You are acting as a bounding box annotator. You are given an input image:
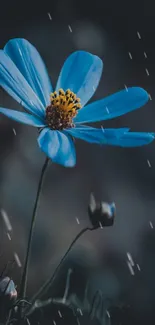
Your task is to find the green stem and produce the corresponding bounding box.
[19,157,49,309]
[25,226,94,315]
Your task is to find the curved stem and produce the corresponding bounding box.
[19,157,49,305]
[25,226,95,315]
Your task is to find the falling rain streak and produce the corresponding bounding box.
[127,252,135,275]
[101,125,105,133]
[79,309,83,316]
[76,217,80,224]
[137,31,141,39]
[99,222,103,229]
[147,160,151,167]
[145,68,150,76]
[1,209,12,231]
[14,252,22,267]
[7,232,11,240]
[127,260,135,275]
[149,221,154,229]
[137,264,141,271]
[58,310,62,318]
[149,94,152,100]
[124,84,128,92]
[144,52,147,58]
[127,252,134,266]
[128,52,132,59]
[106,311,110,318]
[77,308,83,316]
[12,128,16,135]
[106,107,109,114]
[68,25,72,32]
[47,12,52,20]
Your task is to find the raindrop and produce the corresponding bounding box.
[77,308,83,316]
[89,193,96,213]
[106,107,109,114]
[147,160,151,168]
[145,68,150,76]
[76,217,80,224]
[101,125,105,133]
[106,310,110,318]
[47,12,52,20]
[149,221,153,229]
[127,261,135,275]
[149,94,152,100]
[99,222,103,229]
[127,252,134,266]
[128,52,132,59]
[68,25,72,32]
[7,233,11,241]
[1,209,12,232]
[14,252,22,268]
[12,128,16,135]
[144,52,147,58]
[137,31,141,39]
[58,310,62,318]
[124,84,128,92]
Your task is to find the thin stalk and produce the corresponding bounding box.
[19,157,49,308]
[26,226,95,315]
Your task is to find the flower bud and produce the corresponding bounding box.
[0,277,17,322]
[88,193,116,229]
[0,276,17,300]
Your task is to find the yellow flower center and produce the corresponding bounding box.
[45,88,82,130]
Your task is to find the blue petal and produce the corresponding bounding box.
[112,131,155,147]
[65,126,154,147]
[37,128,76,167]
[4,38,53,107]
[65,126,130,144]
[0,107,46,127]
[74,87,149,124]
[55,51,103,107]
[0,50,45,118]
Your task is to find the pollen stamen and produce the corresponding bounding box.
[46,89,82,130]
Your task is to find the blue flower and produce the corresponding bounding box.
[0,38,154,167]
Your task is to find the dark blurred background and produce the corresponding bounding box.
[0,0,155,324]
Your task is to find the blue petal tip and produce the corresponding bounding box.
[134,87,149,103]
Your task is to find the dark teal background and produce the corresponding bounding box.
[0,1,155,324]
